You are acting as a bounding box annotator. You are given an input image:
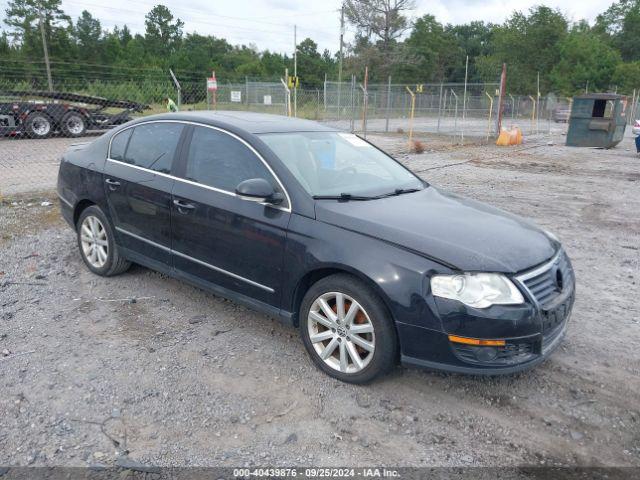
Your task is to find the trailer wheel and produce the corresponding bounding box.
[61,112,87,138]
[25,112,53,139]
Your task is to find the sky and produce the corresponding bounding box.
[1,0,613,54]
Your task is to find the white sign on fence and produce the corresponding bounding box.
[263,95,272,105]
[231,91,242,102]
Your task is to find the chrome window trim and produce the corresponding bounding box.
[107,119,292,212]
[115,227,274,293]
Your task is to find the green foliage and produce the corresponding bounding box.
[549,30,621,95]
[1,1,639,95]
[612,61,640,92]
[476,6,568,93]
[399,15,459,82]
[144,4,184,57]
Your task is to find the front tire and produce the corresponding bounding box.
[300,274,397,384]
[76,205,131,276]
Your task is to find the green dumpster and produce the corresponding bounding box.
[566,94,628,148]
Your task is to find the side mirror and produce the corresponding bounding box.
[235,178,283,205]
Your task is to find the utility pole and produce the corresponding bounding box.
[293,24,297,117]
[39,10,53,92]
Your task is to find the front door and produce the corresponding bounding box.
[170,125,291,307]
[103,121,186,267]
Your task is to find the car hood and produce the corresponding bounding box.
[314,187,557,273]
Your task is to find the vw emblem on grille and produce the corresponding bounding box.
[554,267,564,291]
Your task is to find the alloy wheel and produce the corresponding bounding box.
[307,292,375,374]
[32,117,51,136]
[80,215,109,269]
[66,116,84,135]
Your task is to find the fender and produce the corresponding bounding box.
[282,213,451,333]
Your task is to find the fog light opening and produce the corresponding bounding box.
[474,346,498,362]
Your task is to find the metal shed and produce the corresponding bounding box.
[566,93,628,148]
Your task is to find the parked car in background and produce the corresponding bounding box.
[632,119,640,136]
[552,104,571,122]
[57,112,575,383]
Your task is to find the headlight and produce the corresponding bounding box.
[430,273,524,309]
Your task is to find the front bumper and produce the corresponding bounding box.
[399,251,575,375]
[400,310,570,375]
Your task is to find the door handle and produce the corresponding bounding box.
[173,199,195,212]
[105,178,121,190]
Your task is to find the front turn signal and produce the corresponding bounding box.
[448,335,505,347]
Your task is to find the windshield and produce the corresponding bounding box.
[258,132,424,198]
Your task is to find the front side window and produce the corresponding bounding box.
[258,132,424,197]
[121,122,184,173]
[185,126,277,193]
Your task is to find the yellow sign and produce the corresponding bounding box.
[288,76,300,88]
[416,84,424,93]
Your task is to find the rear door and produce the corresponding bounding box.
[170,124,291,307]
[103,121,186,267]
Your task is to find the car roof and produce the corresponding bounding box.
[135,111,339,134]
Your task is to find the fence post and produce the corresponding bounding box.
[405,86,416,144]
[528,95,536,134]
[350,75,356,133]
[450,89,459,144]
[316,89,320,120]
[169,69,181,109]
[496,63,506,134]
[245,76,249,109]
[385,76,391,133]
[462,55,469,144]
[360,66,369,138]
[323,75,327,113]
[485,91,494,142]
[437,82,444,133]
[280,78,291,116]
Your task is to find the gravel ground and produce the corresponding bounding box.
[0,130,639,468]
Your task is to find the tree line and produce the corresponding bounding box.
[1,0,639,95]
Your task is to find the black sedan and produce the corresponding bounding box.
[57,112,575,383]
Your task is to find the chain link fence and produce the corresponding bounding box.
[1,72,623,196]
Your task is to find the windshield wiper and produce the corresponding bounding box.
[312,193,374,201]
[373,187,423,199]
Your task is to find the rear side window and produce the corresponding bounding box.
[109,128,132,161]
[122,122,184,173]
[185,126,275,192]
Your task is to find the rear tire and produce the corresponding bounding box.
[299,274,397,384]
[61,112,87,137]
[25,112,53,139]
[76,205,131,277]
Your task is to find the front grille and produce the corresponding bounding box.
[518,251,574,307]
